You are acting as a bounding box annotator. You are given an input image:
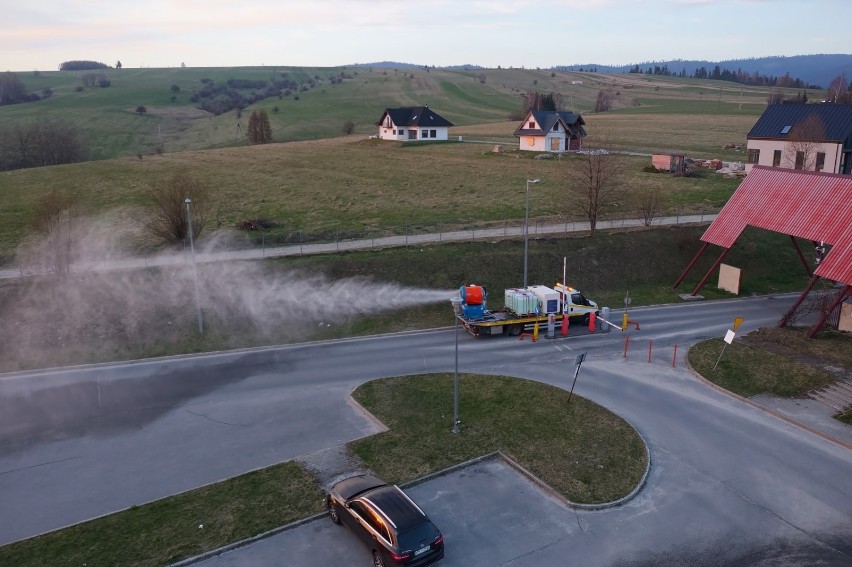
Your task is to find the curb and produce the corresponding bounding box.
[171,442,653,565]
[684,354,852,451]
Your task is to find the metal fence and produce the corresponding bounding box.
[0,209,719,280]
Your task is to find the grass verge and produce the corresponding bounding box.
[351,373,647,504]
[0,373,647,563]
[0,462,325,567]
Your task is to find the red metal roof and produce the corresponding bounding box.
[701,166,852,285]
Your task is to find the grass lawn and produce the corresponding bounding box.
[688,326,852,422]
[0,462,325,567]
[352,373,647,504]
[0,373,646,564]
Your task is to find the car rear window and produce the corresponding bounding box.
[396,521,438,550]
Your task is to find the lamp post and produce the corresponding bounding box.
[185,198,204,334]
[450,297,462,434]
[523,179,541,289]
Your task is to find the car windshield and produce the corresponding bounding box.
[396,521,437,550]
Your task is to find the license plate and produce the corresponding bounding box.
[414,545,430,556]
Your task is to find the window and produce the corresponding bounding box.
[552,123,559,131]
[747,149,760,164]
[392,129,396,135]
[795,151,804,170]
[773,150,781,167]
[430,129,436,138]
[398,129,404,136]
[816,152,825,172]
[422,130,427,138]
[528,121,535,129]
[780,125,792,135]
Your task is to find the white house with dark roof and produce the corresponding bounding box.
[376,106,453,141]
[514,109,586,152]
[745,103,852,174]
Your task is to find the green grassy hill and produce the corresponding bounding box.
[0,66,819,262]
[1,66,809,160]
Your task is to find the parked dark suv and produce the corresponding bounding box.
[326,473,444,567]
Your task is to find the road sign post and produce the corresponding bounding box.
[568,352,587,404]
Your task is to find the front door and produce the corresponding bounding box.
[550,137,560,151]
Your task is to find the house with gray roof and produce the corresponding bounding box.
[376,106,453,142]
[746,103,852,174]
[514,110,586,152]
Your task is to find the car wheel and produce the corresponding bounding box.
[327,498,341,525]
[372,551,386,567]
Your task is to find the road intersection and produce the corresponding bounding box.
[1,295,850,564]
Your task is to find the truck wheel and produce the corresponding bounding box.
[583,314,590,326]
[508,324,522,336]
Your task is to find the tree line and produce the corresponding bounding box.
[59,60,111,71]
[628,63,820,89]
[0,117,87,171]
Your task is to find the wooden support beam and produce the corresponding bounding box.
[690,247,731,296]
[808,285,851,338]
[779,275,820,328]
[673,242,709,289]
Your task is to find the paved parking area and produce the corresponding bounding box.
[196,456,579,567]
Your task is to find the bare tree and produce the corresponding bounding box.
[637,187,662,227]
[342,120,355,135]
[142,170,210,245]
[561,136,629,236]
[246,109,273,144]
[784,114,825,171]
[826,74,849,104]
[29,190,79,276]
[0,116,86,171]
[594,88,615,112]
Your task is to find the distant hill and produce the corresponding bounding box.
[553,54,852,89]
[357,55,851,89]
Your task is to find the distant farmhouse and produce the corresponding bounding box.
[746,103,852,175]
[376,106,453,141]
[514,110,586,152]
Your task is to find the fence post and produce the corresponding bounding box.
[648,339,653,363]
[623,334,630,358]
[299,230,303,255]
[672,344,678,367]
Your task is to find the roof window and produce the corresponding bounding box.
[780,125,792,134]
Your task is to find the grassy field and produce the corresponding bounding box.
[0,373,646,565]
[0,139,741,260]
[2,66,791,159]
[688,326,852,422]
[3,66,811,261]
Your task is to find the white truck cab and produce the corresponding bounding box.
[554,284,599,323]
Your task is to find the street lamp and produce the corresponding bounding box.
[185,198,204,334]
[523,179,541,289]
[450,297,462,434]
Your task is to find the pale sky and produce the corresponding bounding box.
[3,0,849,72]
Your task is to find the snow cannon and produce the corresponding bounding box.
[459,284,487,320]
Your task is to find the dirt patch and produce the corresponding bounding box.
[740,326,852,377]
[132,106,213,119]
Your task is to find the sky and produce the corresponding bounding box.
[3,0,849,72]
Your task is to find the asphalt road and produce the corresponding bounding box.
[1,295,850,565]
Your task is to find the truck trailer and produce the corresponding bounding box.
[453,283,600,337]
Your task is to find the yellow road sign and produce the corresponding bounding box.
[733,317,744,331]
